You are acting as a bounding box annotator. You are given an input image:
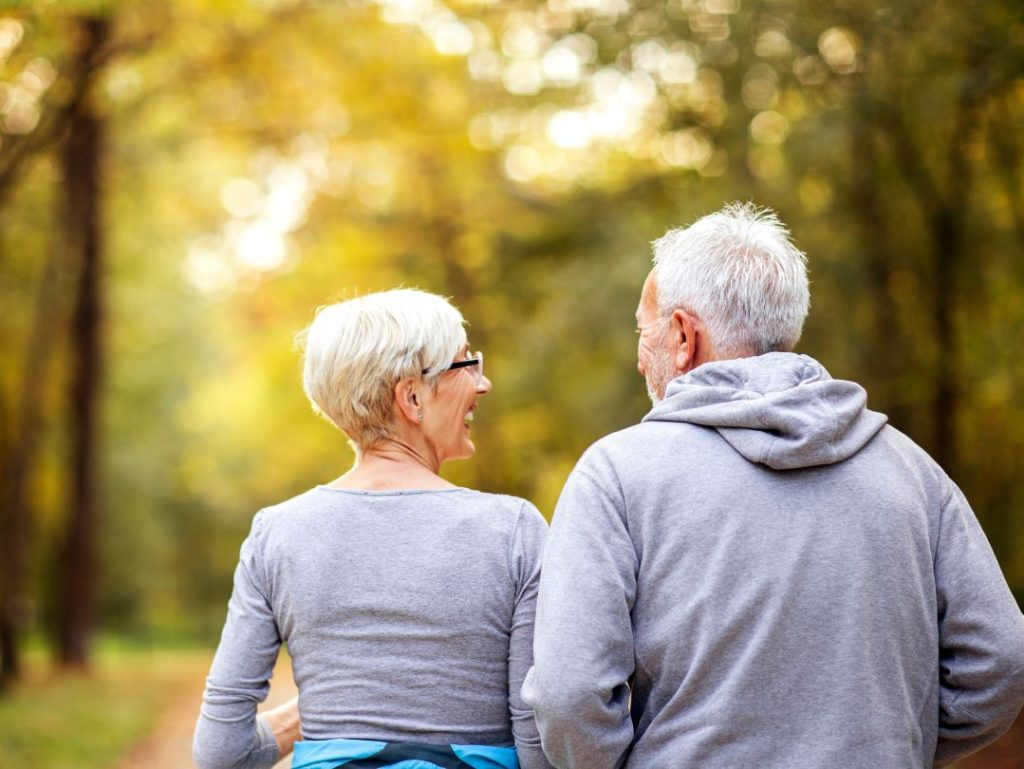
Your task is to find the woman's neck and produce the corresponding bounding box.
[326,442,456,491]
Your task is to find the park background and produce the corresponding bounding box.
[0,0,1022,766]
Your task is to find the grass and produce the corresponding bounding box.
[0,646,211,769]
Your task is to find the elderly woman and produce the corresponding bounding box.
[193,289,552,769]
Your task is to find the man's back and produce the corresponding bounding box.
[605,417,941,767]
[524,353,1024,769]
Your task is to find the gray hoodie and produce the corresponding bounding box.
[523,352,1024,769]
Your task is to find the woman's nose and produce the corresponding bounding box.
[476,374,492,394]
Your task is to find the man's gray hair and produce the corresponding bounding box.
[299,288,467,453]
[652,202,809,357]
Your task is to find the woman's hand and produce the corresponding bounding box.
[260,696,301,760]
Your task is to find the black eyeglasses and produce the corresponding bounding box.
[425,351,484,384]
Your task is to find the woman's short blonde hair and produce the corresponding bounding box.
[299,289,467,452]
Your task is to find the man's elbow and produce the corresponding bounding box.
[990,628,1024,716]
[524,668,627,732]
[535,688,595,730]
[525,668,591,722]
[940,631,1024,750]
[1004,633,1024,713]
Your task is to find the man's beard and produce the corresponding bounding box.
[645,350,675,405]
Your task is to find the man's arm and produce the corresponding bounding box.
[933,483,1024,767]
[522,467,637,769]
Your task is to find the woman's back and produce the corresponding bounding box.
[198,486,547,761]
[196,289,552,769]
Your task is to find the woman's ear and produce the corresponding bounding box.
[394,378,422,424]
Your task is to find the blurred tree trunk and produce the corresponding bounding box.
[0,17,111,687]
[990,100,1024,251]
[0,404,19,687]
[848,85,905,428]
[878,50,987,477]
[55,16,108,669]
[0,233,71,687]
[929,65,984,476]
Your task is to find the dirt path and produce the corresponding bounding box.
[114,653,297,769]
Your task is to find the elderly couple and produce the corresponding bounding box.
[194,204,1024,769]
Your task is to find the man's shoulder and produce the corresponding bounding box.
[581,418,718,461]
[578,421,650,463]
[867,423,951,487]
[573,419,713,486]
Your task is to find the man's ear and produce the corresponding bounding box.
[394,378,421,424]
[669,308,700,374]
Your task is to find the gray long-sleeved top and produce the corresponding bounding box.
[522,352,1024,769]
[194,486,553,769]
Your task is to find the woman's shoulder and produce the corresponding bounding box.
[242,487,334,539]
[257,486,324,517]
[455,489,547,527]
[454,486,528,508]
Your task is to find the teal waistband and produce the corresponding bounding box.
[291,738,519,769]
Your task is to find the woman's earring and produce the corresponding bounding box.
[418,412,424,423]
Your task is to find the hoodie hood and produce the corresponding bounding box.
[642,352,887,470]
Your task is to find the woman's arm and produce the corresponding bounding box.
[508,502,556,769]
[194,512,284,769]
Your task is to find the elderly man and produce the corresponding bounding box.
[522,203,1024,769]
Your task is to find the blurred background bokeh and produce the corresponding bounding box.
[1,0,1022,766]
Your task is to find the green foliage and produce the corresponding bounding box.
[1,0,1022,658]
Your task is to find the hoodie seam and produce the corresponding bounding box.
[944,687,984,722]
[575,467,631,534]
[933,479,957,566]
[751,404,775,466]
[820,388,848,465]
[932,479,958,593]
[575,467,626,510]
